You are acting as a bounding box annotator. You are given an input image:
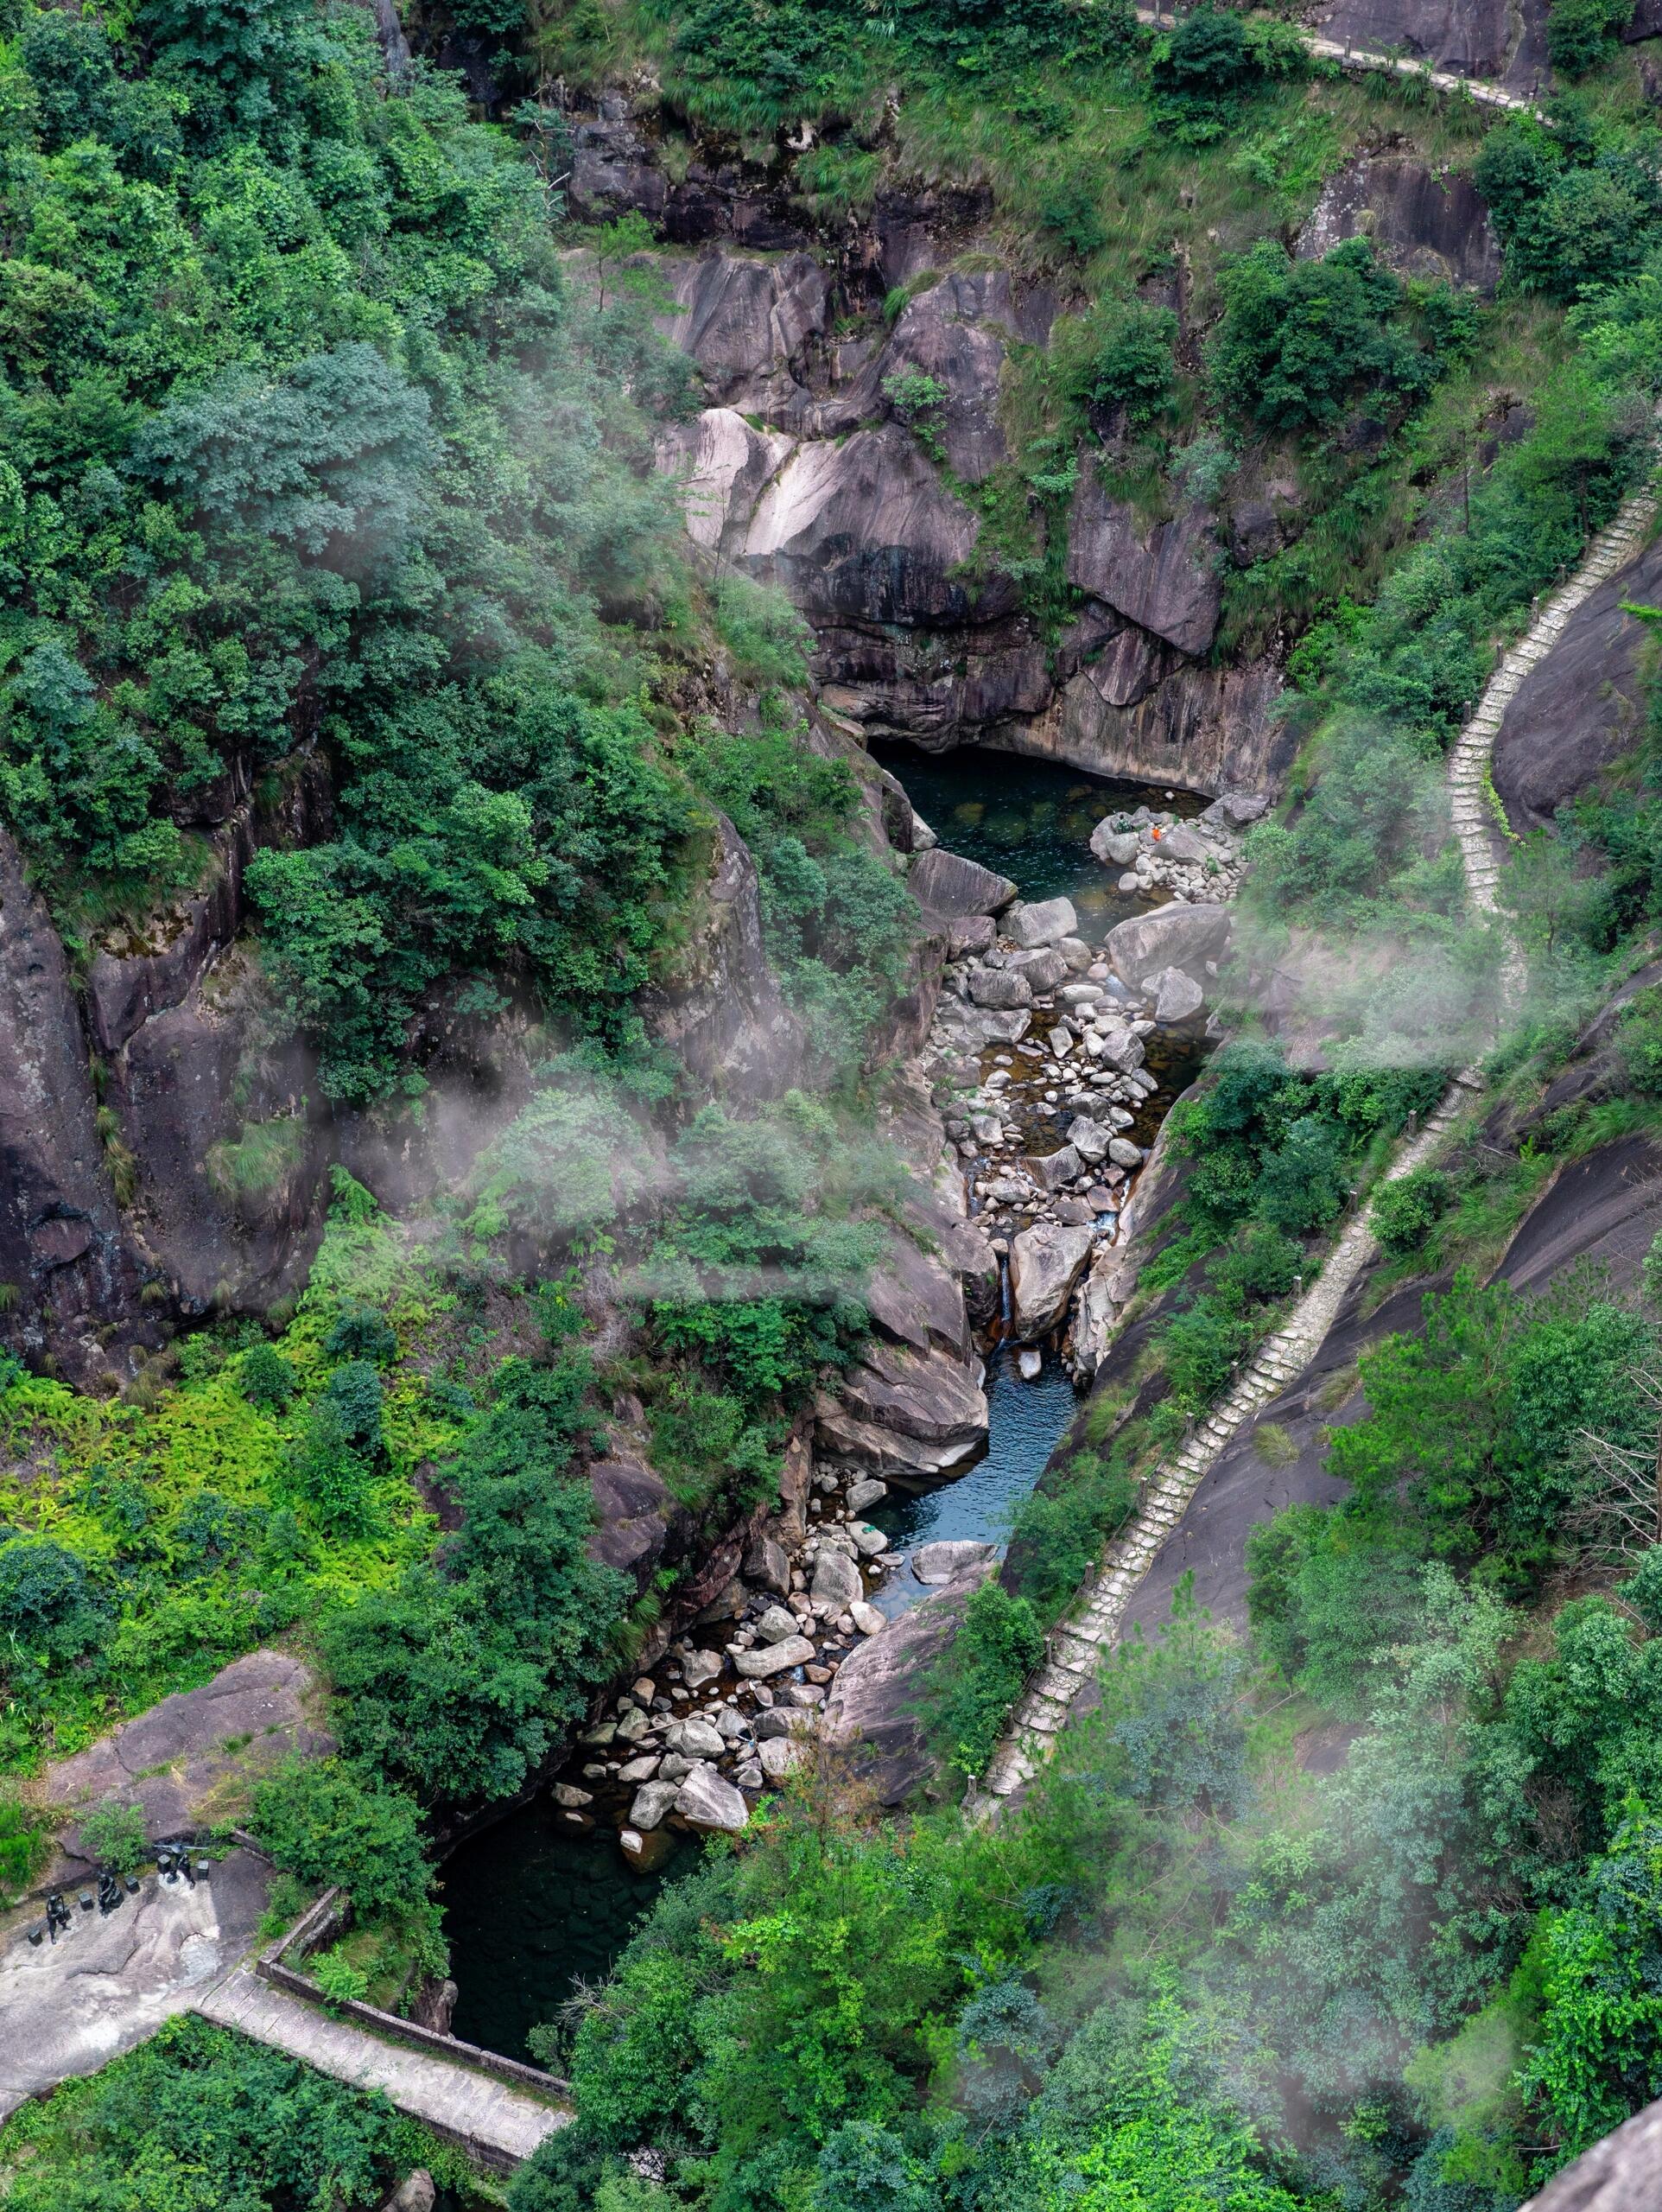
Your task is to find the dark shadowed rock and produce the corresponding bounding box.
[1312,0,1547,87]
[909,847,1018,915]
[821,1561,995,1801]
[0,828,153,1384]
[1491,536,1662,832]
[588,1452,689,1585]
[1066,461,1221,657]
[1297,156,1503,291]
[1022,655,1287,797]
[742,426,1010,628]
[641,812,806,1098]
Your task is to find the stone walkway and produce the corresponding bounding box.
[1133,4,1540,113]
[970,458,1662,1813]
[197,1967,568,2168]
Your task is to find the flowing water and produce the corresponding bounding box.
[441,741,1209,2051]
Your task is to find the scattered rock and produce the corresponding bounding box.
[759,1735,802,1779]
[847,1477,887,1512]
[1067,1116,1111,1164]
[1149,965,1204,1022]
[848,1522,888,1558]
[809,1548,864,1610]
[742,1535,790,1597]
[1091,824,1140,868]
[850,1599,886,1635]
[675,1715,726,1761]
[681,1649,723,1690]
[1031,1142,1082,1192]
[1018,1347,1043,1379]
[755,1603,801,1643]
[969,969,1032,1009]
[618,1754,660,1783]
[1107,1137,1143,1168]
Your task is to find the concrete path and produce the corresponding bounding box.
[970,452,1662,1813]
[0,1851,270,2120]
[197,1967,569,2166]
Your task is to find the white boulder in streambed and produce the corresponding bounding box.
[912,1538,997,1583]
[1104,901,1231,988]
[675,1763,750,1832]
[1010,1224,1095,1338]
[1005,896,1079,949]
[733,1634,816,1678]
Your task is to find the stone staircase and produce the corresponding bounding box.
[969,471,1662,1815]
[1132,5,1540,114]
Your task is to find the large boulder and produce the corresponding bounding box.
[1009,1224,1096,1338]
[908,846,1018,916]
[733,1634,816,1678]
[969,968,1032,1010]
[675,1764,751,1833]
[816,1340,989,1482]
[1104,901,1232,988]
[1006,896,1079,949]
[912,1538,997,1583]
[1066,461,1221,657]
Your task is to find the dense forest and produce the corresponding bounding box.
[8,0,1662,2202]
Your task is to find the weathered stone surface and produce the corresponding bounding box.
[1068,1117,1112,1164]
[1519,2088,1662,2210]
[947,913,996,957]
[587,1452,686,1586]
[880,270,1018,482]
[1311,0,1546,92]
[0,828,153,1385]
[673,1715,726,1760]
[1007,946,1068,991]
[850,1599,886,1635]
[744,426,1001,628]
[1150,965,1205,1022]
[1031,1143,1082,1192]
[0,1847,271,2115]
[676,1764,751,1832]
[1297,156,1503,291]
[810,1549,864,1610]
[848,1521,887,1557]
[629,1779,682,1832]
[821,1562,996,1802]
[1009,1224,1095,1337]
[969,968,1032,1009]
[816,1339,989,1481]
[733,1634,816,1678]
[909,846,1018,916]
[663,249,828,407]
[682,1649,723,1689]
[1108,1137,1143,1168]
[1097,1026,1146,1073]
[1027,655,1289,800]
[1005,896,1079,949]
[1493,534,1662,832]
[847,1477,888,1512]
[47,1650,328,1859]
[641,811,805,1099]
[755,1603,801,1643]
[1105,901,1232,988]
[1066,461,1220,656]
[758,1734,803,1779]
[742,1535,790,1596]
[658,406,796,556]
[386,2172,438,2212]
[913,1538,997,1582]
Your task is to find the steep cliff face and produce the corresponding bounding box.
[563,97,1513,802]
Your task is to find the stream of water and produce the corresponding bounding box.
[441,742,1208,2051]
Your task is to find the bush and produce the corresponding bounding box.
[323,1306,399,1367]
[0,1538,106,1667]
[920,1580,1047,1779]
[1373,1168,1452,1257]
[238,1342,296,1411]
[1546,0,1630,76]
[1078,297,1178,425]
[249,1758,434,1921]
[0,1787,53,1902]
[78,1797,149,1878]
[1208,239,1430,434]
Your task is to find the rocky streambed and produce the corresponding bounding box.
[442,754,1259,2042]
